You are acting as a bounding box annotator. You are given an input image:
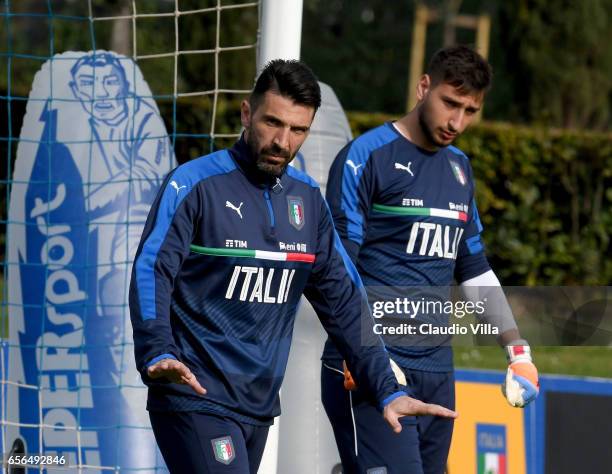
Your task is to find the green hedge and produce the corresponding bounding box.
[347,112,612,285]
[2,96,609,285]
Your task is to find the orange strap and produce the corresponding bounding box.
[342,360,357,391]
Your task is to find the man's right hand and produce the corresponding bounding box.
[383,395,457,433]
[147,358,207,396]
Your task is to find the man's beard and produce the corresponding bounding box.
[418,103,446,149]
[248,135,293,177]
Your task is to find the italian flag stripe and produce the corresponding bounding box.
[477,452,505,474]
[373,203,467,222]
[477,453,485,474]
[190,245,315,263]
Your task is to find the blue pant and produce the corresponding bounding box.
[321,361,455,474]
[150,411,269,473]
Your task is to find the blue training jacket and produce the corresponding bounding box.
[323,122,491,372]
[129,136,403,425]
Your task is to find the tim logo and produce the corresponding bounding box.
[476,424,507,474]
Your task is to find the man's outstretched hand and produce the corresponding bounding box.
[383,395,457,433]
[147,358,207,396]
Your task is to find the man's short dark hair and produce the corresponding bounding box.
[427,45,492,94]
[250,59,321,110]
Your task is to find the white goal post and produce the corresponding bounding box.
[258,2,353,473]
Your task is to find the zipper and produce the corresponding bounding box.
[263,188,275,234]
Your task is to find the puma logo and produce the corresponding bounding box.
[226,201,244,219]
[394,162,414,176]
[170,180,187,194]
[346,159,363,176]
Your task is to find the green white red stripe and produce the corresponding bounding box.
[190,244,315,263]
[373,203,467,222]
[478,452,506,474]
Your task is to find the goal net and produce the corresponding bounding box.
[1,1,259,471]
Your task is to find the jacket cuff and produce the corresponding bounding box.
[380,390,406,410]
[146,353,178,367]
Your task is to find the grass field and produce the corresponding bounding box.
[0,277,610,379]
[455,346,612,378]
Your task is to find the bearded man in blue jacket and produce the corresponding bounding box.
[129,59,456,474]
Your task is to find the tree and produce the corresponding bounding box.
[501,0,612,130]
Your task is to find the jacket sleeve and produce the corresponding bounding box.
[454,160,491,283]
[325,142,375,263]
[129,170,200,376]
[303,194,404,409]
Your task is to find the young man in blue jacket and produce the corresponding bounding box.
[322,46,539,474]
[129,59,456,474]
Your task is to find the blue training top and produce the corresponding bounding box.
[130,137,403,425]
[323,122,491,372]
